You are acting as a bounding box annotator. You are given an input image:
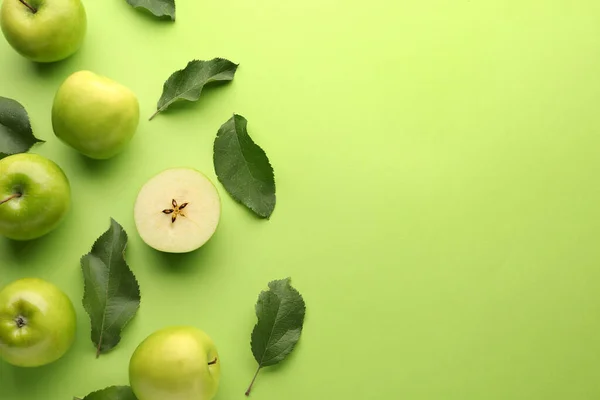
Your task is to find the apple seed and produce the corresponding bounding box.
[162,199,189,224]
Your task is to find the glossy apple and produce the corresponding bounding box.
[129,326,221,400]
[0,153,71,240]
[134,168,221,253]
[0,0,86,63]
[0,278,76,367]
[52,71,140,159]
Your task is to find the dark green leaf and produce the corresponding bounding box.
[149,58,238,120]
[81,219,141,357]
[214,114,276,218]
[77,386,137,400]
[0,96,44,159]
[125,0,175,21]
[246,278,306,395]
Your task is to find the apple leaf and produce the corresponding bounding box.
[213,114,276,219]
[246,278,306,396]
[81,219,141,358]
[125,0,175,21]
[0,96,44,159]
[75,385,137,400]
[149,58,238,120]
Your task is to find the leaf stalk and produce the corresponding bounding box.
[245,365,261,396]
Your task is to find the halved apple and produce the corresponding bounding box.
[134,168,221,253]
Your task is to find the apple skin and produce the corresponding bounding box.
[0,278,77,367]
[0,153,71,241]
[129,326,221,400]
[0,0,86,63]
[52,71,140,160]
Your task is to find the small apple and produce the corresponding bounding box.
[134,168,221,253]
[52,71,140,159]
[0,0,86,63]
[129,326,221,400]
[0,278,77,367]
[0,153,71,240]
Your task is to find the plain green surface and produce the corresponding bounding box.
[1,1,600,399]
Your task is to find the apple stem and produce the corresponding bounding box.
[208,357,217,365]
[0,193,21,206]
[245,365,261,396]
[18,0,37,13]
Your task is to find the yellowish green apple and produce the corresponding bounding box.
[134,168,221,253]
[0,0,86,62]
[129,326,221,400]
[0,153,71,240]
[52,71,140,159]
[0,278,77,367]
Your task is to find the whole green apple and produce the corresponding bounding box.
[129,326,221,400]
[0,153,71,240]
[0,278,77,367]
[0,0,86,63]
[52,71,140,160]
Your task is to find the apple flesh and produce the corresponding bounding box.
[52,71,140,160]
[0,153,71,240]
[0,278,77,367]
[129,326,221,400]
[0,0,86,63]
[134,168,221,253]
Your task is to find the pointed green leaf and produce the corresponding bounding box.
[81,219,141,357]
[149,58,238,120]
[125,0,175,21]
[78,386,137,400]
[0,96,44,159]
[246,278,306,395]
[214,114,276,218]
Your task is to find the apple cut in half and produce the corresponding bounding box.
[134,168,221,253]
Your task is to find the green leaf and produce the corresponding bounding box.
[213,114,276,219]
[149,58,238,120]
[76,386,137,400]
[125,0,175,21]
[246,278,306,396]
[0,96,44,159]
[81,219,141,357]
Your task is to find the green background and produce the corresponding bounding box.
[1,1,600,399]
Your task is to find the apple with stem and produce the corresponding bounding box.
[129,326,221,400]
[0,0,86,62]
[0,278,77,367]
[0,153,71,240]
[134,168,221,253]
[52,71,140,160]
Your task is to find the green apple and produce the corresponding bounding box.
[0,153,71,240]
[134,168,221,253]
[0,0,86,63]
[0,278,76,367]
[52,71,140,159]
[129,326,221,400]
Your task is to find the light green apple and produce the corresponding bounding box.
[0,153,71,240]
[52,71,140,160]
[134,168,222,253]
[0,0,86,63]
[0,278,77,367]
[129,326,221,400]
